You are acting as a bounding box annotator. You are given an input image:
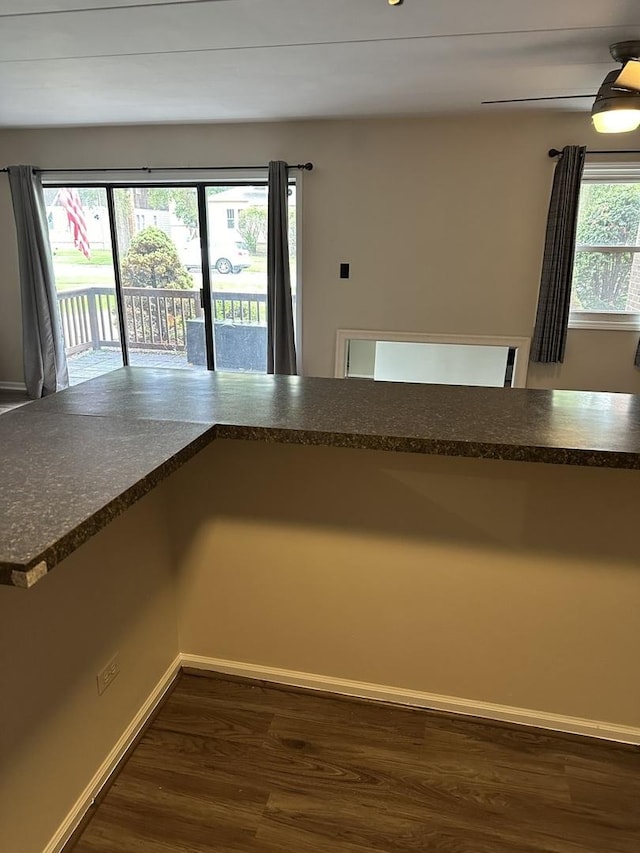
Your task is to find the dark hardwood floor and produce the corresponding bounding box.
[70,673,640,852]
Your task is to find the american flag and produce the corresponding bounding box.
[58,187,91,259]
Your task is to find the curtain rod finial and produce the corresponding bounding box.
[548,148,562,158]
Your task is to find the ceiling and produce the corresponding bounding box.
[1,0,640,127]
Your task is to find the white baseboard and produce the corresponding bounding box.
[181,654,640,746]
[0,381,26,391]
[44,655,181,853]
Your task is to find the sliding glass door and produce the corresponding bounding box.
[112,186,205,371]
[44,179,297,385]
[45,186,123,386]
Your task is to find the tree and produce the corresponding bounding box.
[288,208,296,253]
[77,188,103,209]
[147,188,198,236]
[572,183,640,310]
[120,227,193,290]
[238,206,267,254]
[114,188,135,255]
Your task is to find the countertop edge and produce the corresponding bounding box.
[1,424,218,588]
[214,425,640,470]
[5,416,640,589]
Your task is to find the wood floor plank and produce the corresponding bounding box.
[264,720,634,853]
[253,821,381,853]
[262,790,553,853]
[72,768,265,853]
[267,713,571,814]
[68,674,640,853]
[565,754,640,822]
[423,712,639,764]
[175,673,428,733]
[151,690,275,742]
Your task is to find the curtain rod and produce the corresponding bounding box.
[548,148,640,158]
[0,162,313,174]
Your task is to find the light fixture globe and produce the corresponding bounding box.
[592,109,640,133]
[591,70,640,133]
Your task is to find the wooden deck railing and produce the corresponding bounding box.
[57,287,120,355]
[57,286,268,354]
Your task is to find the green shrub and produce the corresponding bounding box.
[121,227,193,290]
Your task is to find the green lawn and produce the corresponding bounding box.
[248,255,266,273]
[52,250,279,275]
[52,251,295,292]
[53,248,113,266]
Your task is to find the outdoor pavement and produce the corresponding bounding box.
[67,349,204,386]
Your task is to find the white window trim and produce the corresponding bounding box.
[569,311,640,331]
[334,330,531,388]
[581,164,640,184]
[571,161,640,330]
[41,168,268,186]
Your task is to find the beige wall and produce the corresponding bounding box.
[2,434,640,850]
[172,440,640,729]
[1,113,639,391]
[0,487,178,853]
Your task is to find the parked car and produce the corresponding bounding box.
[180,238,251,275]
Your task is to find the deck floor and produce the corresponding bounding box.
[1,348,238,403]
[67,349,201,386]
[70,673,640,853]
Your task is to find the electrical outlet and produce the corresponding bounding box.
[97,654,120,695]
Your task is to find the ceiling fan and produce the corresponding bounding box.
[482,41,640,133]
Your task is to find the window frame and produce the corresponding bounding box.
[568,162,640,331]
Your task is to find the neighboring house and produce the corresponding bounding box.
[47,185,296,255]
[47,201,188,252]
[207,186,297,249]
[207,186,267,241]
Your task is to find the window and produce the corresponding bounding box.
[43,175,298,386]
[226,208,235,229]
[335,331,531,388]
[570,164,640,330]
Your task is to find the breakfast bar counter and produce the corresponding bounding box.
[2,367,640,587]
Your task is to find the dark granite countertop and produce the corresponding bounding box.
[0,406,215,588]
[3,368,640,587]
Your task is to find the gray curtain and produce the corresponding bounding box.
[530,146,586,363]
[267,160,297,374]
[8,165,68,396]
[635,339,640,368]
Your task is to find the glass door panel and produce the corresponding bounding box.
[45,186,122,386]
[206,184,266,372]
[204,183,296,373]
[112,186,206,370]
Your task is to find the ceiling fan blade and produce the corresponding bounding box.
[482,95,595,104]
[614,59,640,92]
